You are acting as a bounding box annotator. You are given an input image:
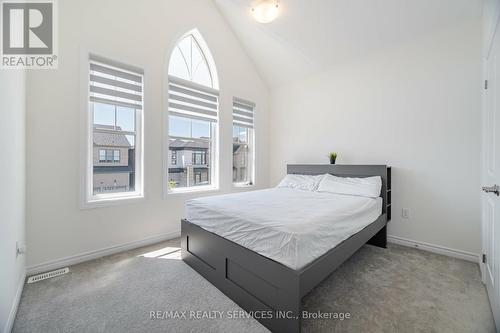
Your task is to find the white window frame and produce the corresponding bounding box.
[166,118,219,195]
[232,98,256,188]
[232,126,255,188]
[165,30,220,196]
[81,52,144,208]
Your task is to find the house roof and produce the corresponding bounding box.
[169,138,208,150]
[93,125,132,147]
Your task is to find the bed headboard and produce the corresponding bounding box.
[287,164,391,217]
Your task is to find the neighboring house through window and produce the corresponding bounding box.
[85,54,144,205]
[232,98,255,186]
[167,30,219,191]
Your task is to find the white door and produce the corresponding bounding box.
[482,15,500,328]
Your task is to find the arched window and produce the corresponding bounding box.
[168,34,215,88]
[167,30,219,191]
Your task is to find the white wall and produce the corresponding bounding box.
[0,71,26,332]
[483,0,500,56]
[269,18,482,254]
[26,0,270,268]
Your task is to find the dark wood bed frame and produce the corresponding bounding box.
[181,164,391,332]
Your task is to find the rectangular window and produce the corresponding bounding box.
[171,150,177,165]
[192,151,206,165]
[232,98,255,186]
[86,55,144,204]
[167,76,218,192]
[98,149,119,163]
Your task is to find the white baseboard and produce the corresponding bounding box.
[3,270,26,333]
[26,231,180,275]
[387,235,480,263]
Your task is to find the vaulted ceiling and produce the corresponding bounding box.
[213,0,483,88]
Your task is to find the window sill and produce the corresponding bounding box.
[232,183,255,191]
[167,186,220,197]
[82,192,145,209]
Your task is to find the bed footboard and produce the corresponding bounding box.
[181,219,302,333]
[181,215,387,333]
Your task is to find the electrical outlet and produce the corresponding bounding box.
[16,242,26,256]
[402,208,410,219]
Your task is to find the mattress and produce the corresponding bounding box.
[185,188,383,270]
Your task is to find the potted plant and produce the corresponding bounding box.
[328,152,337,165]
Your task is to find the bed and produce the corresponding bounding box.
[181,164,391,332]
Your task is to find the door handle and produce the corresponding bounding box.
[482,184,500,196]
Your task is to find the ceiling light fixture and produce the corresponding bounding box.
[251,0,279,24]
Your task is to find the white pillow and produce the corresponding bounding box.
[277,174,325,191]
[317,174,382,198]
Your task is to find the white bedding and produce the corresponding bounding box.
[185,188,382,270]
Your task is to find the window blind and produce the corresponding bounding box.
[233,97,255,129]
[89,55,143,110]
[168,76,219,123]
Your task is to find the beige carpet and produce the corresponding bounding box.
[13,239,495,333]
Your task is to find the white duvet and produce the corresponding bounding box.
[185,188,382,270]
